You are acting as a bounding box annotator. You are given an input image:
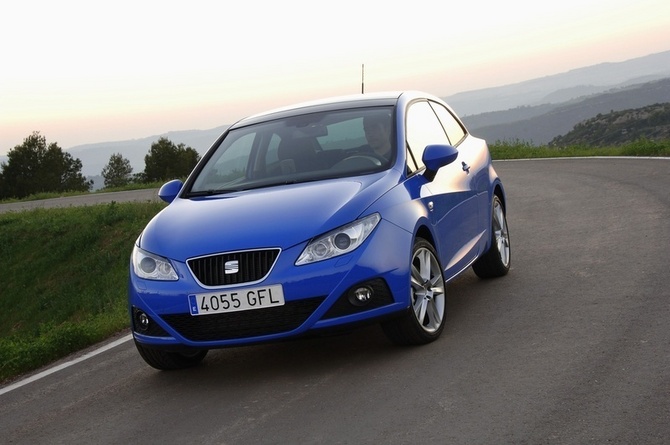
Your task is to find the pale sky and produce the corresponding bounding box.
[2,0,669,155]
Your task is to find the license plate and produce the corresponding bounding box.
[189,284,284,316]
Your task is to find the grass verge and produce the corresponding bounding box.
[489,138,670,159]
[0,201,165,383]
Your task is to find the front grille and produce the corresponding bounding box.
[162,297,324,341]
[188,249,280,287]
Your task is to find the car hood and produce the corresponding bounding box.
[140,172,398,261]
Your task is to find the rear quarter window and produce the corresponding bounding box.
[431,102,466,146]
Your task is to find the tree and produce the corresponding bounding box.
[0,132,92,199]
[101,153,133,189]
[141,137,200,183]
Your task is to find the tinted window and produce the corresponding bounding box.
[430,101,466,145]
[187,107,395,195]
[191,132,254,190]
[406,101,450,171]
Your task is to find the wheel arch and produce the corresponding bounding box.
[493,181,506,212]
[413,222,449,273]
[479,179,507,256]
[415,224,435,247]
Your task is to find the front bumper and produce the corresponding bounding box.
[129,219,412,349]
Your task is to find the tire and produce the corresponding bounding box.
[134,340,208,370]
[473,195,511,278]
[382,238,446,345]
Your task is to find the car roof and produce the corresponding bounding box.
[230,91,432,128]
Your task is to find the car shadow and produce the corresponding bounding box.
[142,269,507,390]
[145,324,394,386]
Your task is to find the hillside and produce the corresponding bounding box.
[550,103,670,146]
[464,77,670,144]
[445,50,670,116]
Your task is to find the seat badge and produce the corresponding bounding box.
[225,260,239,274]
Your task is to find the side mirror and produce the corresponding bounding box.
[158,179,183,203]
[422,144,459,182]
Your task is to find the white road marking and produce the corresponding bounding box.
[0,333,133,396]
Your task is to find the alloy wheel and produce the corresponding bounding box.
[410,246,446,333]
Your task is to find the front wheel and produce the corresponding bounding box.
[134,340,208,370]
[382,238,446,345]
[473,195,511,278]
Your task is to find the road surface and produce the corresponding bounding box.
[1,158,669,444]
[0,188,160,214]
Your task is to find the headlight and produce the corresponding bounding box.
[296,213,381,265]
[132,245,178,280]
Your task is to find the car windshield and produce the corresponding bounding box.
[186,107,395,196]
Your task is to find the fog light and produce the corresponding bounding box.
[139,313,150,329]
[134,309,150,332]
[349,286,373,306]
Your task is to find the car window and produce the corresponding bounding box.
[264,133,281,165]
[430,101,466,146]
[317,118,365,150]
[187,107,395,195]
[406,101,450,171]
[191,132,255,191]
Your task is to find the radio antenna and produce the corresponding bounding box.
[361,64,365,94]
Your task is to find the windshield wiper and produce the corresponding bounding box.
[183,189,237,198]
[185,179,308,198]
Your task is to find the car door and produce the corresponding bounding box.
[430,101,491,240]
[405,100,480,277]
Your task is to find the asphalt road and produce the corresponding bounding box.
[0,188,161,214]
[1,158,669,444]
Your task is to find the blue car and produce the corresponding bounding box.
[129,91,511,370]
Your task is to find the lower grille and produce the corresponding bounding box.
[162,297,325,341]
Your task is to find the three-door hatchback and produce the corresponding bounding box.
[129,91,511,369]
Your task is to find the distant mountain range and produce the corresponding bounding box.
[444,50,670,116]
[2,50,669,182]
[444,50,670,145]
[462,77,670,144]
